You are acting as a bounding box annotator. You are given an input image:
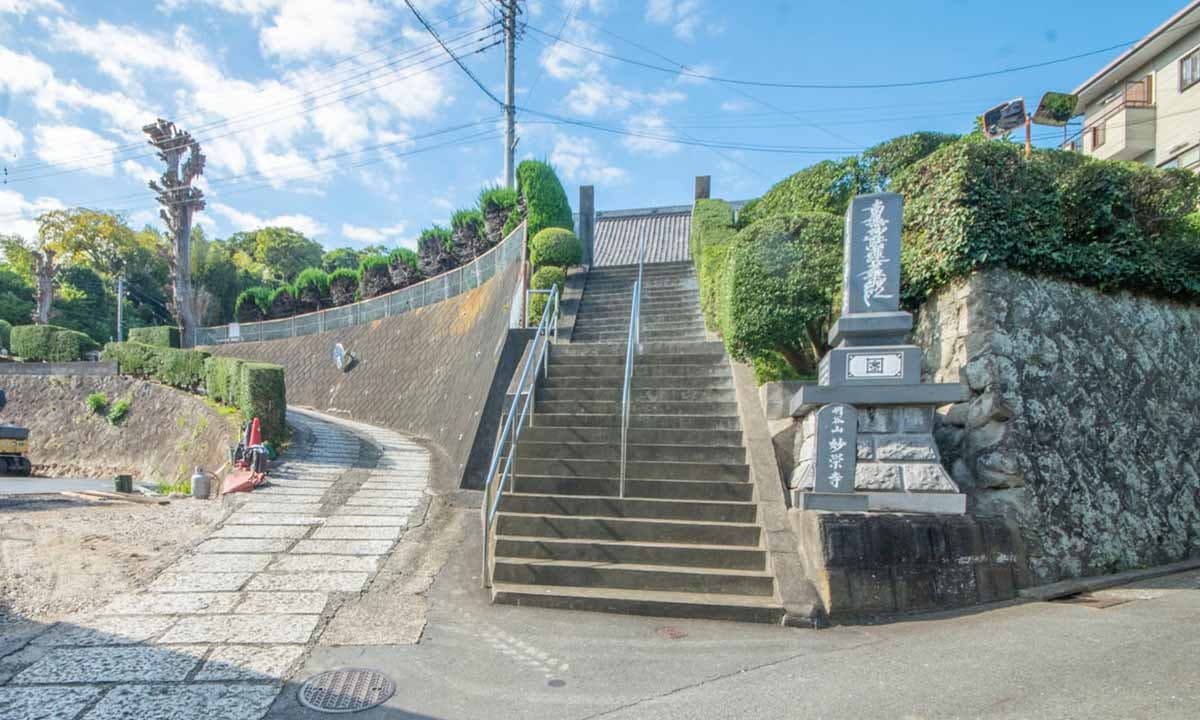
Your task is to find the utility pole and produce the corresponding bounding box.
[116,274,124,343]
[143,119,205,347]
[503,0,518,188]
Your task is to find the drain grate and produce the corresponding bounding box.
[299,668,396,714]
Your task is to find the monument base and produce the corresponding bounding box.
[790,405,965,515]
[796,492,869,512]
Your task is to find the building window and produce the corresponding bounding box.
[1091,122,1106,149]
[1181,48,1200,91]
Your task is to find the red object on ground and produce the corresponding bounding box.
[224,417,267,494]
[221,469,257,495]
[247,417,261,447]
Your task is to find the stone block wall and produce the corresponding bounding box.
[913,268,1200,584]
[206,264,520,491]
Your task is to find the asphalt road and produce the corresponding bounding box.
[277,508,1200,720]
[0,476,114,495]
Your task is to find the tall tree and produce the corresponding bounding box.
[251,227,323,282]
[144,119,206,345]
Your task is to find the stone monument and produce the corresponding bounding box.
[789,192,968,514]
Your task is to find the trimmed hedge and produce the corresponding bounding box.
[11,324,100,362]
[529,227,582,268]
[329,268,360,306]
[239,362,286,444]
[267,285,297,320]
[127,326,180,348]
[204,355,245,406]
[718,213,842,379]
[358,254,393,298]
[739,158,868,225]
[235,287,271,323]
[860,132,960,190]
[102,342,210,391]
[387,247,422,289]
[527,265,566,325]
[895,142,1200,305]
[0,319,11,352]
[515,159,573,238]
[294,267,330,311]
[690,199,738,331]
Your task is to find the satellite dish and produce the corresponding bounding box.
[982,98,1027,139]
[1032,91,1080,127]
[333,343,346,370]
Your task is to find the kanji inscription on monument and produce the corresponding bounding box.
[842,193,903,316]
[814,403,858,494]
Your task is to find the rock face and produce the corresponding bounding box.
[913,268,1200,584]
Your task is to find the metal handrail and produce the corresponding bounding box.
[618,234,648,496]
[481,283,559,587]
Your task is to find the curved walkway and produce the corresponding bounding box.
[0,408,429,720]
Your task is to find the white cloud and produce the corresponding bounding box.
[720,99,749,112]
[0,118,23,160]
[0,0,63,15]
[122,160,158,185]
[565,78,685,118]
[538,18,605,81]
[211,202,326,237]
[645,0,703,40]
[259,0,388,59]
[341,221,407,246]
[622,112,680,156]
[550,134,625,184]
[34,125,118,176]
[0,188,65,241]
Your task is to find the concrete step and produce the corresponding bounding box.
[537,387,736,403]
[490,583,783,624]
[497,493,757,523]
[582,291,698,304]
[494,512,761,546]
[534,399,739,416]
[542,375,732,391]
[533,413,742,431]
[548,363,729,379]
[494,536,768,570]
[577,298,700,312]
[573,318,705,334]
[512,440,746,464]
[519,425,743,446]
[491,558,775,597]
[553,341,725,357]
[572,332,709,345]
[573,306,702,322]
[548,350,725,366]
[508,457,750,482]
[510,475,754,502]
[583,279,697,291]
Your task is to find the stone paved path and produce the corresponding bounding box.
[0,408,430,720]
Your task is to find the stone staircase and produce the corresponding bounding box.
[489,261,784,623]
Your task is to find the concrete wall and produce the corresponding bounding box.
[0,361,116,376]
[205,263,520,492]
[913,268,1200,584]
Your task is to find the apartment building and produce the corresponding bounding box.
[1072,1,1200,169]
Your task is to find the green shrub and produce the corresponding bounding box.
[266,285,297,319]
[293,267,330,311]
[358,254,393,298]
[238,362,286,444]
[451,208,488,260]
[515,159,573,238]
[235,287,272,323]
[86,392,109,415]
[387,247,422,289]
[739,158,869,225]
[529,228,582,269]
[204,355,245,406]
[479,185,519,245]
[328,268,360,306]
[0,319,13,352]
[11,324,100,361]
[861,132,961,190]
[418,226,457,278]
[690,199,738,331]
[107,397,131,425]
[102,342,209,390]
[718,213,843,377]
[127,326,180,348]
[527,265,566,325]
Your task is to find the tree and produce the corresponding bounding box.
[321,247,360,273]
[251,227,323,282]
[144,119,206,346]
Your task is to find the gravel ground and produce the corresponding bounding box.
[0,494,228,623]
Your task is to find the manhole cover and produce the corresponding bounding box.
[298,668,395,714]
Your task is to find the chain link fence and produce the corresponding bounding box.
[195,224,525,346]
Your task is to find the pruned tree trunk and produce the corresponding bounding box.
[31,249,56,325]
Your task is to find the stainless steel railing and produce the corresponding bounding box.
[618,234,648,497]
[481,283,559,587]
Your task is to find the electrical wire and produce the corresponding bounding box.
[403,0,504,107]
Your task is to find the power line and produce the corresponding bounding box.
[6,30,502,182]
[524,0,580,104]
[524,24,1142,90]
[403,0,504,107]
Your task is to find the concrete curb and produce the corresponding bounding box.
[1019,558,1200,601]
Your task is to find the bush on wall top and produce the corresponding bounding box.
[0,319,12,352]
[128,326,180,348]
[527,265,566,325]
[529,227,582,269]
[739,158,869,226]
[515,160,573,238]
[235,287,272,323]
[11,324,99,362]
[690,199,738,331]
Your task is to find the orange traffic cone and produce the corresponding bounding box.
[247,417,261,448]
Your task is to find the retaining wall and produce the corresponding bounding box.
[913,268,1200,585]
[204,263,521,491]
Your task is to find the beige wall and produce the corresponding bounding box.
[1080,24,1200,167]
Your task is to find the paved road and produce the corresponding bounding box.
[286,508,1200,720]
[0,477,113,495]
[0,408,431,720]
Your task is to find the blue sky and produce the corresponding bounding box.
[0,0,1188,250]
